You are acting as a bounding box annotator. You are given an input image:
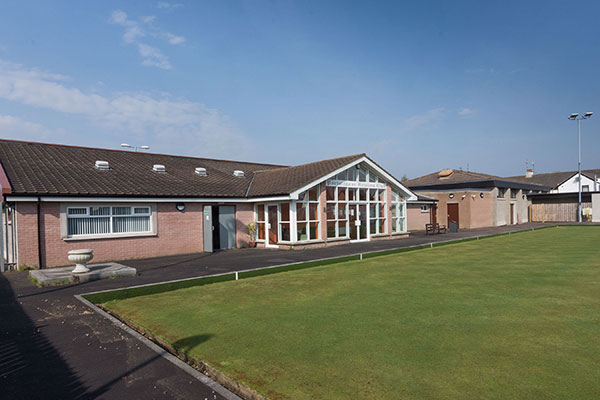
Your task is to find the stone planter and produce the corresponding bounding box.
[68,249,94,274]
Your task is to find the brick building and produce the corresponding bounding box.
[0,140,416,269]
[405,169,549,229]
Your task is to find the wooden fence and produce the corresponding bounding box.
[531,202,592,222]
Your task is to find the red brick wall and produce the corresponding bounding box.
[235,203,253,248]
[16,201,223,268]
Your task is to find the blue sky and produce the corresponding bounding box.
[0,1,598,179]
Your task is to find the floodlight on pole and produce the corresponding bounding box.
[568,111,593,222]
[120,143,150,152]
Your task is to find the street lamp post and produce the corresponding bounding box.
[120,143,150,152]
[568,112,593,222]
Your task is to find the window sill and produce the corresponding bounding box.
[63,232,157,241]
[324,236,350,242]
[282,239,325,245]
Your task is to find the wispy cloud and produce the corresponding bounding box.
[0,60,253,158]
[156,2,183,9]
[458,108,474,117]
[108,9,185,70]
[138,43,171,70]
[404,107,445,131]
[0,114,66,141]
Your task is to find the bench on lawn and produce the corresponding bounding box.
[426,223,447,234]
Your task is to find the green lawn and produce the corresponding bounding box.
[104,227,600,400]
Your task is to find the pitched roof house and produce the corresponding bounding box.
[506,169,600,193]
[0,139,415,269]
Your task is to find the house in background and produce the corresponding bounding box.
[405,169,549,229]
[506,168,600,222]
[0,140,416,270]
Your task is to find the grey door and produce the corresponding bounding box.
[218,206,236,249]
[203,206,213,252]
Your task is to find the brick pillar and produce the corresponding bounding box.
[320,182,327,241]
[16,202,40,269]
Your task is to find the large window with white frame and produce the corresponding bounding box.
[296,186,320,241]
[326,167,388,238]
[326,185,349,239]
[66,205,152,237]
[390,191,406,233]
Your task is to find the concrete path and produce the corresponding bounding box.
[0,223,554,399]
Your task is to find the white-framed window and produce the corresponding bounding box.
[66,205,153,237]
[420,205,429,213]
[326,185,349,239]
[391,191,406,233]
[296,186,320,241]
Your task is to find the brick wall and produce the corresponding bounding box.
[235,203,253,247]
[407,204,431,231]
[16,201,218,268]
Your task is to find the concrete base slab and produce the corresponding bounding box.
[29,262,136,286]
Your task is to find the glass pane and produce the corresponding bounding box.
[392,191,400,202]
[392,218,398,232]
[309,222,319,240]
[68,207,87,215]
[338,221,347,237]
[309,203,318,221]
[257,204,265,222]
[399,203,405,217]
[258,222,265,240]
[369,172,377,183]
[134,207,150,214]
[297,223,308,241]
[90,206,110,216]
[369,203,377,218]
[297,191,307,202]
[380,203,386,218]
[369,189,377,201]
[399,217,405,232]
[327,221,336,238]
[379,218,386,234]
[280,203,290,222]
[308,187,319,202]
[359,189,367,201]
[337,187,346,201]
[336,171,346,180]
[326,186,335,201]
[337,203,347,220]
[112,206,131,216]
[358,168,366,182]
[391,203,398,218]
[370,220,377,234]
[113,216,150,233]
[67,217,110,236]
[326,204,336,220]
[379,189,386,202]
[348,189,356,201]
[280,222,290,241]
[347,168,357,181]
[296,202,307,221]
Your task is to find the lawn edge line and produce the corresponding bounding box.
[74,294,246,400]
[81,224,560,303]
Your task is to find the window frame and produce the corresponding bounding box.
[61,203,157,240]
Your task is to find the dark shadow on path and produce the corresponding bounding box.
[0,274,97,399]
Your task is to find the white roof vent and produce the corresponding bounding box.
[195,167,207,176]
[153,164,166,173]
[95,160,110,170]
[233,170,245,178]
